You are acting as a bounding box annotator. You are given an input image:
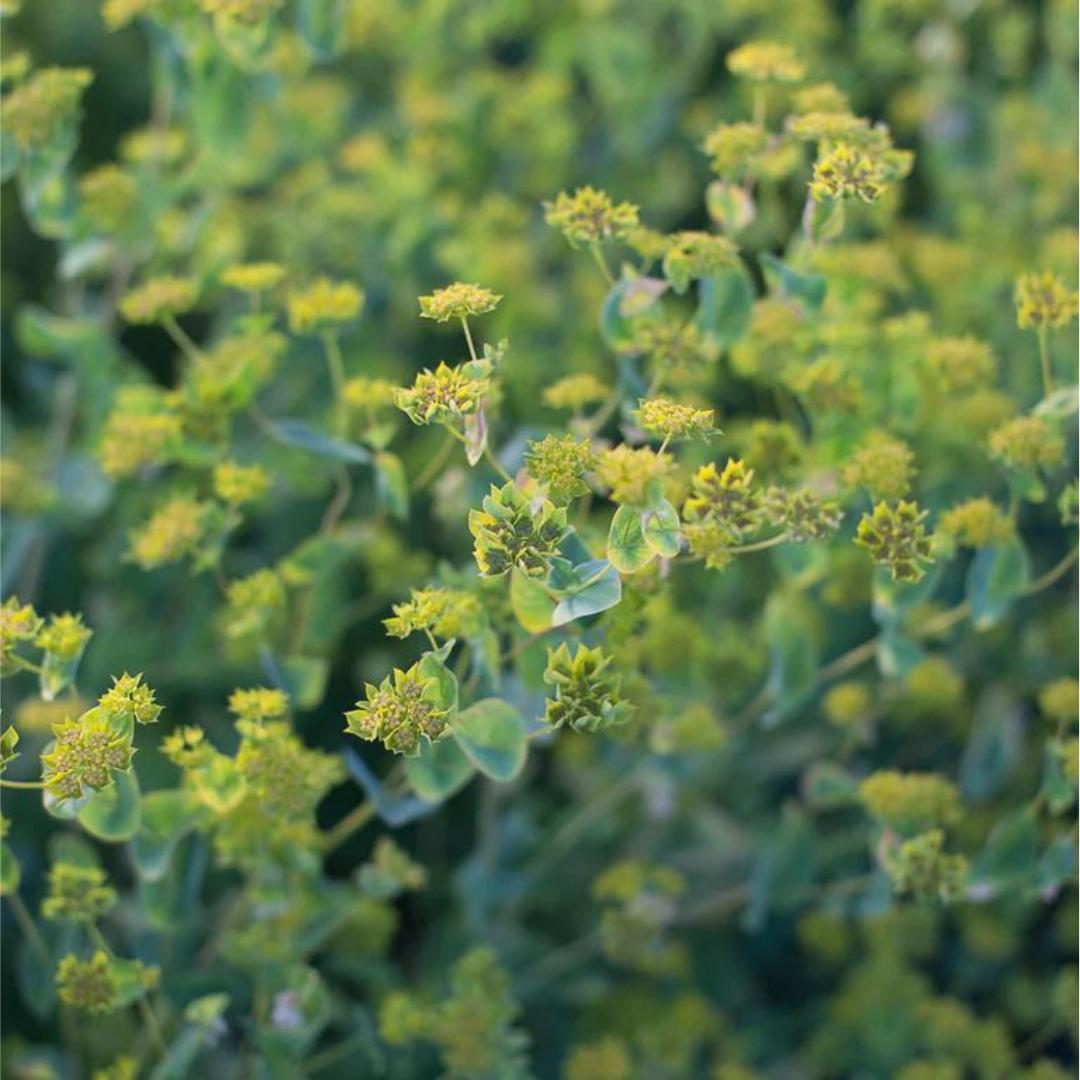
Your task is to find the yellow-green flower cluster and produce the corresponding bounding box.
[938,498,1013,548]
[926,336,995,393]
[593,859,686,976]
[395,362,489,426]
[543,186,639,247]
[221,568,285,640]
[469,482,567,577]
[726,40,805,82]
[823,681,872,732]
[200,0,284,26]
[702,122,769,176]
[543,373,609,412]
[128,496,208,570]
[636,397,715,442]
[683,459,761,541]
[787,111,869,145]
[595,445,672,507]
[786,357,862,414]
[1039,677,1078,725]
[213,462,269,505]
[383,587,482,641]
[858,770,961,834]
[634,319,718,371]
[346,665,449,756]
[35,612,93,662]
[886,829,968,903]
[56,952,120,1013]
[763,486,842,542]
[220,261,285,293]
[41,711,134,800]
[99,409,181,479]
[843,434,915,501]
[661,231,738,292]
[988,415,1065,471]
[2,66,93,150]
[419,282,502,322]
[43,863,117,922]
[855,501,934,582]
[344,376,398,411]
[0,597,43,671]
[227,686,288,722]
[1015,270,1079,330]
[287,277,364,333]
[810,143,886,203]
[543,643,633,733]
[119,276,199,324]
[524,433,596,504]
[98,672,162,726]
[79,164,137,234]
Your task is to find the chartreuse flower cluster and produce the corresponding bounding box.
[3,11,1079,1078]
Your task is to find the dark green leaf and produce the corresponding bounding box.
[966,536,1031,630]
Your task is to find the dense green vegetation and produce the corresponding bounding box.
[1,1,1077,1076]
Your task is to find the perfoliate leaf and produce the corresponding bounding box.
[452,698,528,782]
[607,504,654,574]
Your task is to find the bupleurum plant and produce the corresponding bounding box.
[1,3,1077,1078]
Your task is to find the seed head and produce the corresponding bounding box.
[855,500,934,582]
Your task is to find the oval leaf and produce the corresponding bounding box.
[78,770,141,843]
[452,699,528,782]
[641,499,681,558]
[404,736,474,803]
[510,568,555,632]
[552,561,622,627]
[607,504,654,574]
[966,536,1031,630]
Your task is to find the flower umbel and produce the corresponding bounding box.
[543,643,634,733]
[468,482,567,577]
[543,187,639,248]
[345,664,450,756]
[419,282,502,322]
[855,501,934,582]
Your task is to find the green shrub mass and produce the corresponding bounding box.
[2,0,1078,1076]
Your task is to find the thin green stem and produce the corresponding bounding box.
[0,778,46,790]
[726,532,789,555]
[460,316,479,362]
[321,331,348,438]
[483,444,513,483]
[161,315,202,366]
[6,890,51,965]
[411,431,457,492]
[320,800,376,855]
[1037,325,1054,398]
[1025,545,1078,595]
[589,241,614,285]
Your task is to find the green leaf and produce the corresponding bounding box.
[1034,384,1079,419]
[417,648,459,716]
[77,770,141,843]
[966,536,1031,630]
[971,804,1040,894]
[759,253,827,312]
[297,0,347,59]
[452,699,528,782]
[0,841,20,896]
[695,265,754,346]
[876,627,925,679]
[374,451,409,520]
[802,762,859,809]
[762,590,820,725]
[1034,834,1077,896]
[132,790,202,882]
[404,736,474,803]
[1040,738,1077,815]
[607,504,655,574]
[266,418,372,465]
[552,560,622,627]
[510,568,555,632]
[959,687,1022,803]
[641,499,682,558]
[282,655,330,710]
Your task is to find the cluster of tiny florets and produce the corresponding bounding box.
[469,482,567,577]
[543,186,639,247]
[346,665,449,756]
[286,277,364,333]
[1014,270,1079,330]
[524,434,596,504]
[855,501,934,582]
[543,644,634,733]
[635,397,715,442]
[98,672,163,726]
[419,282,502,322]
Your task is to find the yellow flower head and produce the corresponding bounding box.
[3,66,93,150]
[228,687,289,722]
[938,498,1013,548]
[220,261,286,293]
[810,143,886,203]
[1015,270,1079,330]
[543,186,639,248]
[543,373,609,412]
[419,282,502,323]
[119,277,199,325]
[213,462,270,505]
[635,397,715,442]
[726,40,805,83]
[287,277,365,333]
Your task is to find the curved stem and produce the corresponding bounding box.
[161,315,202,366]
[320,800,375,855]
[588,241,614,285]
[483,444,513,483]
[1037,325,1054,398]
